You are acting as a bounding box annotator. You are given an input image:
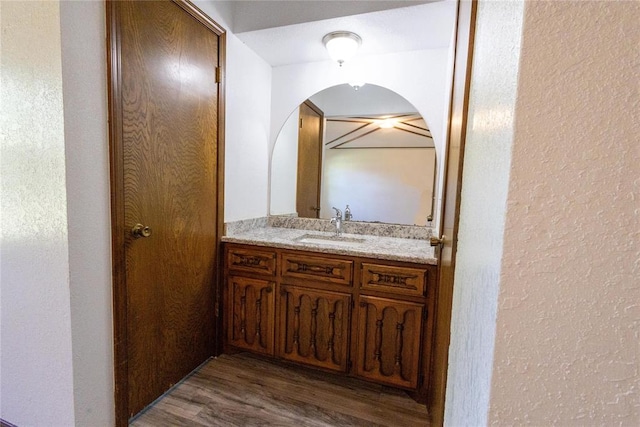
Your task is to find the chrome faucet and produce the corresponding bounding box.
[330,207,343,236]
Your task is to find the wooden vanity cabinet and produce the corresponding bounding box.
[223,242,437,398]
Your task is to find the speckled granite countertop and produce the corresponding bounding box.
[222,227,437,265]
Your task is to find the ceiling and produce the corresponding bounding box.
[216,0,437,33]
[222,0,455,67]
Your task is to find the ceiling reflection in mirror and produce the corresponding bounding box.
[270,84,436,226]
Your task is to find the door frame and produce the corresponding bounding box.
[429,0,478,425]
[105,1,226,425]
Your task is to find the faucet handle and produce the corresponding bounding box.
[332,207,342,219]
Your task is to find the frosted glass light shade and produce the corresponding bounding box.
[323,31,362,66]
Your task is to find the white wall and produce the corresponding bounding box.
[60,1,114,425]
[448,0,640,425]
[222,34,272,221]
[270,106,299,215]
[270,48,451,158]
[320,148,435,225]
[445,1,524,425]
[0,1,76,425]
[195,1,273,222]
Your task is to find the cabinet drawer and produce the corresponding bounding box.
[361,263,427,297]
[281,253,353,286]
[227,247,276,276]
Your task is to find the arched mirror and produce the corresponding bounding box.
[270,84,436,226]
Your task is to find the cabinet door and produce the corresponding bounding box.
[278,285,351,372]
[356,296,423,389]
[227,276,275,355]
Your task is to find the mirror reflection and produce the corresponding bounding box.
[270,84,436,226]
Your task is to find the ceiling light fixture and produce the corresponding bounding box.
[322,31,362,67]
[377,118,398,129]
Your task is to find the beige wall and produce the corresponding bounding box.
[489,1,639,424]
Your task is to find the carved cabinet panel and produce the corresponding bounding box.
[355,295,424,389]
[227,276,275,355]
[278,285,351,372]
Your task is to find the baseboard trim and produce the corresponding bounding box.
[1,418,18,427]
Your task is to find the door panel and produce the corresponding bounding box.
[109,0,222,420]
[296,101,324,218]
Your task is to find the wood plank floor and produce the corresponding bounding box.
[130,353,430,426]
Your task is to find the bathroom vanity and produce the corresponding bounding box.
[222,224,438,402]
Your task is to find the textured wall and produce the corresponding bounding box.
[445,1,524,425]
[59,1,114,425]
[490,1,640,424]
[0,1,76,425]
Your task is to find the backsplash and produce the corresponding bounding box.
[268,216,433,240]
[225,216,433,240]
[224,216,268,235]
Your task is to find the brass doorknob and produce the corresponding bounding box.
[131,223,152,238]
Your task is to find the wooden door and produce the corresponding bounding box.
[107,0,225,422]
[356,296,424,389]
[296,100,324,218]
[228,276,275,355]
[278,285,351,372]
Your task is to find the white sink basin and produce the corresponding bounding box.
[295,233,366,247]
